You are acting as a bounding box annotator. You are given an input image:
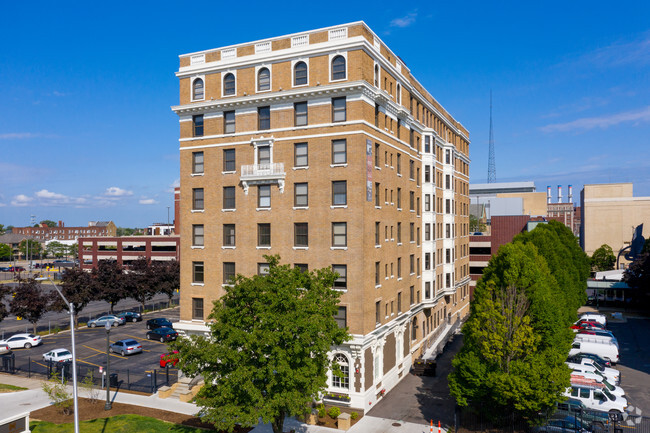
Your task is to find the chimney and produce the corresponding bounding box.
[547,186,552,204]
[568,185,573,204]
[58,220,63,227]
[557,185,563,203]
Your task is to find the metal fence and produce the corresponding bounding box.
[0,354,178,394]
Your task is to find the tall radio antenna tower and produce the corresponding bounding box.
[487,90,496,183]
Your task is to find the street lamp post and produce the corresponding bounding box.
[104,321,112,410]
[35,277,79,433]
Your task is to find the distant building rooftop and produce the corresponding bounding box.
[470,181,536,196]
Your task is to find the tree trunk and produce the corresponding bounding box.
[271,410,285,433]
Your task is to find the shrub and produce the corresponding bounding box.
[317,403,326,418]
[42,373,73,415]
[327,406,341,419]
[350,412,359,420]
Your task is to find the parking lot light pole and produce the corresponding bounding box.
[35,276,79,433]
[104,321,112,411]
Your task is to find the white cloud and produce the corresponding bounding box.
[579,33,650,68]
[52,91,67,97]
[139,198,158,205]
[390,11,417,28]
[0,133,44,140]
[541,106,650,133]
[11,194,33,206]
[104,187,133,197]
[35,189,67,200]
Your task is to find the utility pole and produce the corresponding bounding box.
[487,91,496,183]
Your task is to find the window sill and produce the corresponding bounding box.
[222,171,236,175]
[191,246,205,249]
[293,206,308,210]
[191,209,205,213]
[191,173,204,177]
[293,246,309,250]
[293,166,309,170]
[222,246,236,250]
[190,283,205,286]
[256,208,271,211]
[375,245,381,248]
[331,247,348,250]
[397,173,402,177]
[375,206,381,209]
[375,166,381,170]
[257,246,271,250]
[330,163,348,168]
[375,284,381,289]
[397,278,403,281]
[330,205,348,209]
[222,209,236,212]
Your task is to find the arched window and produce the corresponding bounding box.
[332,353,349,389]
[223,73,235,96]
[294,61,307,86]
[331,55,346,80]
[193,78,204,100]
[257,67,270,91]
[374,64,379,87]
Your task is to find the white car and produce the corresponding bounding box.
[0,333,43,349]
[579,313,607,326]
[564,383,627,413]
[571,372,625,398]
[43,348,73,363]
[566,361,620,385]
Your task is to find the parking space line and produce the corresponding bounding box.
[82,344,123,359]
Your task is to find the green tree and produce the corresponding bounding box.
[151,259,180,306]
[591,244,616,272]
[171,255,350,433]
[0,285,10,323]
[0,243,11,260]
[66,243,78,259]
[116,227,136,236]
[125,257,157,312]
[0,224,5,235]
[469,214,486,233]
[449,242,572,419]
[9,277,51,334]
[46,241,67,259]
[91,261,127,313]
[51,268,95,328]
[40,220,57,228]
[19,239,42,260]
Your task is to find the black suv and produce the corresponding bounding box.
[116,311,142,322]
[146,318,173,330]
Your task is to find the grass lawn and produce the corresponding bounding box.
[30,414,213,432]
[0,383,28,392]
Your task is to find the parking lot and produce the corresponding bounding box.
[2,307,181,393]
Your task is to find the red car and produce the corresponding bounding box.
[570,320,605,331]
[160,350,179,368]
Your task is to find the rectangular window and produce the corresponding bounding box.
[409,160,414,179]
[192,188,204,210]
[425,223,431,241]
[410,285,415,305]
[446,224,451,238]
[332,222,347,247]
[258,106,271,130]
[192,151,204,174]
[294,102,308,126]
[410,191,415,211]
[193,115,204,137]
[376,301,381,325]
[223,149,236,172]
[446,273,451,288]
[192,262,204,283]
[446,199,451,214]
[410,223,415,242]
[258,185,271,208]
[223,262,235,284]
[410,254,414,274]
[294,223,308,247]
[398,292,402,313]
[425,253,431,270]
[333,264,347,289]
[375,222,380,245]
[375,262,380,285]
[332,139,347,164]
[332,97,346,122]
[295,263,308,273]
[192,225,204,246]
[446,249,451,263]
[374,182,380,206]
[425,282,431,298]
[332,180,347,205]
[192,297,204,320]
[397,257,402,278]
[223,186,235,209]
[258,263,270,275]
[446,175,451,190]
[223,224,235,247]
[425,165,431,183]
[224,110,236,134]
[294,182,308,207]
[397,222,402,243]
[396,153,401,174]
[374,143,380,167]
[425,136,431,153]
[294,142,308,167]
[334,306,347,328]
[397,188,401,208]
[258,223,271,247]
[424,194,430,212]
[375,104,379,127]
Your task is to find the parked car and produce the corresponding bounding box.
[578,330,618,345]
[569,340,619,365]
[555,398,610,431]
[146,318,173,330]
[563,383,627,413]
[87,315,125,328]
[0,343,12,355]
[532,415,592,433]
[579,313,607,327]
[8,266,25,272]
[569,359,620,384]
[0,267,11,272]
[146,327,178,343]
[109,339,142,356]
[571,372,625,398]
[574,333,618,349]
[43,348,73,363]
[567,353,611,368]
[0,333,42,349]
[571,321,606,331]
[116,311,142,322]
[160,350,179,368]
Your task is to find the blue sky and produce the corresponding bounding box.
[1,1,649,227]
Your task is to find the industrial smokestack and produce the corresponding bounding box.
[547,186,552,204]
[568,185,573,204]
[558,185,563,203]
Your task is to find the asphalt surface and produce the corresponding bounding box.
[2,307,181,393]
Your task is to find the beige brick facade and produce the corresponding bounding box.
[172,21,470,408]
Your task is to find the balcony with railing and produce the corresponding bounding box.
[240,163,286,194]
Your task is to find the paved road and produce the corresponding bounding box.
[368,332,462,427]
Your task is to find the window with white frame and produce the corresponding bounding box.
[257,67,270,91]
[294,61,307,86]
[223,73,235,96]
[331,55,346,80]
[192,77,204,101]
[331,353,349,389]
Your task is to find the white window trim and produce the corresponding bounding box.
[328,52,348,83]
[222,70,237,97]
[291,58,309,88]
[190,210,205,213]
[190,75,206,102]
[190,282,205,287]
[255,64,272,93]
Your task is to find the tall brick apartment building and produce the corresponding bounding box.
[172,22,471,408]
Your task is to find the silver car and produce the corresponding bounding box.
[109,339,142,356]
[87,315,125,328]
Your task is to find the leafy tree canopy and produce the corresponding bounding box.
[91,261,127,313]
[171,255,350,433]
[54,268,95,327]
[40,220,57,228]
[19,239,42,259]
[591,244,616,272]
[10,277,52,334]
[0,243,11,260]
